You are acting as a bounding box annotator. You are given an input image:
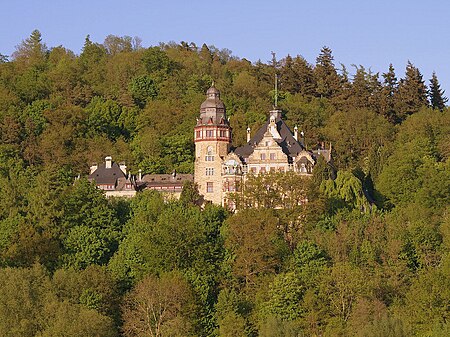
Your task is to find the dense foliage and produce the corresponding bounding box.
[0,30,449,336]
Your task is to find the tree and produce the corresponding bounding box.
[179,180,202,206]
[262,271,305,320]
[103,35,133,56]
[224,208,286,287]
[215,289,249,337]
[60,178,122,269]
[401,254,450,334]
[0,263,117,337]
[376,109,450,210]
[429,71,448,111]
[347,66,381,112]
[122,272,195,337]
[380,64,399,123]
[86,96,123,140]
[323,108,394,169]
[231,171,309,210]
[320,262,370,326]
[78,35,107,97]
[314,46,341,99]
[280,55,316,96]
[321,170,371,212]
[39,301,118,337]
[141,46,175,76]
[12,29,48,67]
[129,74,159,107]
[395,61,428,121]
[0,264,52,336]
[52,265,121,324]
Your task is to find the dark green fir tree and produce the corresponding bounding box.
[314,46,342,99]
[429,71,448,111]
[395,61,428,121]
[381,63,399,123]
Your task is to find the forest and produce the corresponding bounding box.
[0,30,449,336]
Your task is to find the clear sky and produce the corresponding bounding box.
[1,0,449,92]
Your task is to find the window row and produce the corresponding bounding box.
[250,166,286,174]
[196,130,229,138]
[260,153,277,160]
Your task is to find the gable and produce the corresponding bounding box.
[234,117,304,159]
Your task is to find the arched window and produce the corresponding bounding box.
[300,163,307,173]
[205,146,214,161]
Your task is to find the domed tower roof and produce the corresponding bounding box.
[198,83,228,125]
[206,85,220,98]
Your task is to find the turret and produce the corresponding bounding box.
[194,84,232,205]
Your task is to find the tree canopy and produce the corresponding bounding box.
[0,30,448,336]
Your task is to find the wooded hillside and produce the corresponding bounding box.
[0,31,449,336]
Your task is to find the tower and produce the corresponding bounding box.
[194,84,232,204]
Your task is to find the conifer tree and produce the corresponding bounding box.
[349,66,381,111]
[12,29,48,67]
[280,55,316,96]
[395,61,428,121]
[314,46,341,99]
[429,71,448,111]
[381,64,399,123]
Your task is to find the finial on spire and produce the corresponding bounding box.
[271,51,278,108]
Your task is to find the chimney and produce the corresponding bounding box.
[246,127,251,142]
[294,126,298,141]
[105,156,112,169]
[90,163,98,174]
[119,162,127,175]
[138,169,142,181]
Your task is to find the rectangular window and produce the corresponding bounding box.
[205,155,215,161]
[270,153,276,160]
[206,130,214,137]
[260,167,266,173]
[196,131,201,138]
[205,168,214,176]
[207,182,213,193]
[260,153,266,160]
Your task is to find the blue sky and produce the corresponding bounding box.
[1,0,449,92]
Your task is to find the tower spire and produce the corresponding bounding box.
[271,51,278,108]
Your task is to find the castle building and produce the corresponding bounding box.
[194,85,331,207]
[88,156,136,198]
[89,156,193,199]
[89,85,330,203]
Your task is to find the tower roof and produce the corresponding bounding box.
[198,84,228,125]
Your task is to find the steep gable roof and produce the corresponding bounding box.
[234,117,305,159]
[88,162,126,185]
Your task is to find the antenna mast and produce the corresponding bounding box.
[271,51,278,107]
